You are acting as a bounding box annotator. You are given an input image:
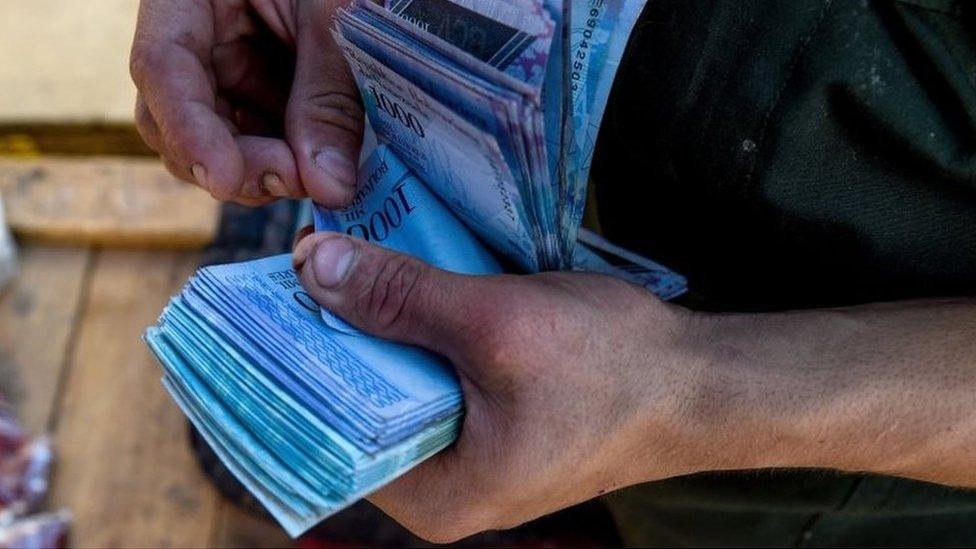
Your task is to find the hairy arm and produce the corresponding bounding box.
[294,230,976,541]
[677,298,976,487]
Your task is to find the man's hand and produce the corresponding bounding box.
[130,0,362,207]
[293,230,976,543]
[292,231,715,542]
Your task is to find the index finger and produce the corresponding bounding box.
[130,0,245,199]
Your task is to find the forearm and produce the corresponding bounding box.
[673,298,976,486]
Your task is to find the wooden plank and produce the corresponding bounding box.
[0,125,152,158]
[213,503,293,548]
[49,250,222,547]
[0,246,89,433]
[0,1,138,126]
[0,157,219,249]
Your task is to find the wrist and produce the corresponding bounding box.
[611,304,758,484]
[624,298,976,490]
[601,300,853,489]
[633,308,839,480]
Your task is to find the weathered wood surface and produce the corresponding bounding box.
[0,246,89,433]
[0,244,293,547]
[0,157,219,249]
[47,250,223,547]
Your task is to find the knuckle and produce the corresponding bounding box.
[160,123,198,158]
[354,253,425,333]
[299,92,364,135]
[467,305,520,367]
[134,101,151,128]
[128,44,162,85]
[160,157,192,184]
[134,104,158,143]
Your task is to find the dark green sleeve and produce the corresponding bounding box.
[590,1,976,546]
[592,0,975,313]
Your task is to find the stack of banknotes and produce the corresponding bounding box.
[146,0,688,537]
[335,0,646,271]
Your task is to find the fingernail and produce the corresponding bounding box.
[262,172,288,197]
[314,148,357,189]
[191,163,208,186]
[292,240,312,271]
[291,229,318,271]
[312,237,356,289]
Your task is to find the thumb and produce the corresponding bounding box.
[287,0,364,208]
[293,233,483,357]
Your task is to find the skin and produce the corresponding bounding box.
[133,1,976,543]
[130,0,362,207]
[291,232,976,543]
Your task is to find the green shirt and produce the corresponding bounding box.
[591,0,976,545]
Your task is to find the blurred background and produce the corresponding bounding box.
[0,1,296,546]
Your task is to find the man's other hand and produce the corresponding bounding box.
[292,230,709,543]
[291,226,976,543]
[130,0,363,207]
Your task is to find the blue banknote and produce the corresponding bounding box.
[146,247,463,535]
[562,0,648,247]
[340,0,652,271]
[386,0,556,88]
[335,28,543,270]
[313,144,502,333]
[573,228,687,301]
[339,0,563,270]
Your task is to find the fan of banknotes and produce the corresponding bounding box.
[334,0,634,271]
[146,0,685,537]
